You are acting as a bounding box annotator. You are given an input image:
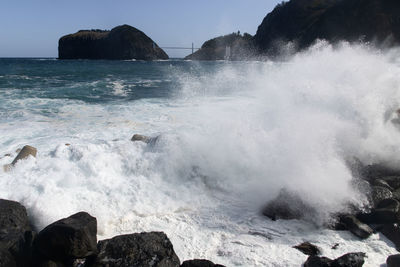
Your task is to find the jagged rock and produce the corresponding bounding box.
[380,176,400,190]
[181,259,225,267]
[59,25,168,60]
[293,242,320,256]
[262,189,316,221]
[339,215,373,239]
[372,179,394,191]
[11,145,37,165]
[357,198,400,224]
[387,254,400,267]
[380,224,400,250]
[34,212,97,262]
[361,164,400,182]
[92,232,180,267]
[0,199,34,267]
[254,0,400,55]
[304,253,365,267]
[304,256,332,267]
[371,186,393,206]
[332,252,366,267]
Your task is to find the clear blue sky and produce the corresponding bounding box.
[0,0,282,58]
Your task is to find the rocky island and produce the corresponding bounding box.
[185,0,400,60]
[58,24,168,60]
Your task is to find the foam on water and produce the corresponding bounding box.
[1,42,400,265]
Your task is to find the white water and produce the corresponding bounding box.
[1,42,400,265]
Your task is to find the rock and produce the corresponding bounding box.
[184,32,255,61]
[303,253,366,267]
[59,25,168,60]
[92,232,180,267]
[262,189,316,221]
[254,0,400,55]
[0,199,31,232]
[387,254,400,267]
[0,248,16,267]
[34,212,97,262]
[380,224,400,250]
[304,256,332,267]
[180,259,225,267]
[372,179,394,191]
[379,176,400,190]
[357,198,400,224]
[331,252,366,267]
[371,186,393,206]
[293,242,321,256]
[339,215,373,239]
[131,134,151,143]
[11,145,37,165]
[361,164,400,182]
[0,199,35,267]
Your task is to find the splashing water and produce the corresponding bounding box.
[0,43,400,265]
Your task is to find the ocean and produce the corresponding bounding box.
[0,42,399,266]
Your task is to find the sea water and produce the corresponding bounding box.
[1,42,400,266]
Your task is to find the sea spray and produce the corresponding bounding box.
[0,44,400,265]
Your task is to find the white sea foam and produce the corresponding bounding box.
[1,42,400,266]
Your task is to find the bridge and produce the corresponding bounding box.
[157,43,201,54]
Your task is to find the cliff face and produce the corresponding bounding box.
[58,25,169,60]
[184,33,255,60]
[254,0,400,53]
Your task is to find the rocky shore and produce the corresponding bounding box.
[0,199,225,267]
[3,137,400,266]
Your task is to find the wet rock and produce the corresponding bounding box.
[387,254,400,267]
[371,186,393,206]
[262,189,316,221]
[181,259,225,267]
[331,252,366,267]
[357,198,400,224]
[11,145,37,165]
[304,252,366,267]
[380,224,400,250]
[131,134,151,143]
[0,199,35,267]
[92,232,180,267]
[304,256,332,267]
[35,212,97,262]
[372,179,394,191]
[293,242,321,256]
[339,215,373,239]
[361,164,400,181]
[380,176,400,190]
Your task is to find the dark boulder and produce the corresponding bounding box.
[380,176,400,190]
[59,25,169,60]
[254,0,400,55]
[180,259,225,267]
[372,179,393,191]
[0,248,16,267]
[262,189,316,221]
[380,224,400,250]
[304,256,332,267]
[371,186,393,206]
[293,242,321,256]
[92,232,180,267]
[339,215,373,239]
[304,252,366,267]
[387,254,400,267]
[0,199,30,232]
[331,252,366,267]
[34,212,97,262]
[357,198,400,224]
[0,199,34,267]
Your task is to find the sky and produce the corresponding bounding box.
[0,0,282,58]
